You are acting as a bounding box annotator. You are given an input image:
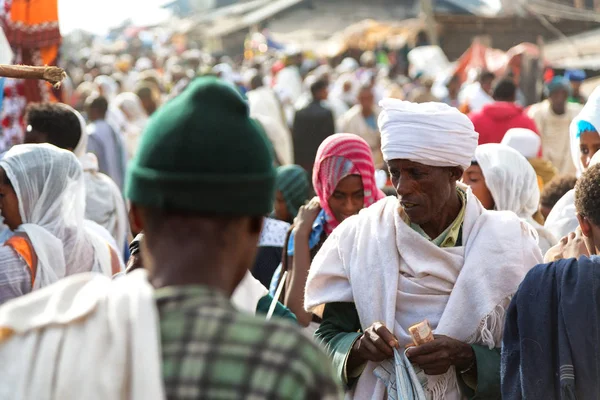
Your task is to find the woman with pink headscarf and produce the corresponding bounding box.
[277,133,385,328]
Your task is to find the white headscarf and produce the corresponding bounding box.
[501,128,541,159]
[94,75,119,101]
[378,98,478,169]
[114,92,148,159]
[0,144,113,288]
[475,144,539,219]
[569,86,600,176]
[475,143,557,253]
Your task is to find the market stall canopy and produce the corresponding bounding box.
[544,27,600,70]
[453,40,540,83]
[313,19,426,58]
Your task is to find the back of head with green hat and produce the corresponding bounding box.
[274,165,310,223]
[126,76,275,215]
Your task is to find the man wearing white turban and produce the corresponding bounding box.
[306,99,542,400]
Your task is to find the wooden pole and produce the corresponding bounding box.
[0,65,66,87]
[420,0,439,47]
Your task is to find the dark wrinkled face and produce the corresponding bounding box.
[327,175,364,224]
[388,159,458,226]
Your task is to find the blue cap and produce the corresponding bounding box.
[565,69,586,82]
[545,76,571,96]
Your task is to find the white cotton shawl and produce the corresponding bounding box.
[475,143,557,254]
[253,113,294,166]
[545,151,600,240]
[67,105,128,252]
[0,144,113,289]
[0,269,164,400]
[305,188,542,400]
[378,98,478,169]
[231,271,268,315]
[81,152,128,252]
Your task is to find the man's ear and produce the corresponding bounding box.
[577,213,593,238]
[129,204,145,234]
[450,167,464,182]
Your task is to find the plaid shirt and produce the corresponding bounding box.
[156,285,343,400]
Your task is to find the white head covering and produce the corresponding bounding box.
[501,128,541,159]
[378,98,478,169]
[544,151,600,241]
[475,143,557,253]
[213,63,235,85]
[0,144,113,288]
[475,143,539,218]
[113,92,148,159]
[570,86,600,175]
[94,75,119,101]
[114,93,148,125]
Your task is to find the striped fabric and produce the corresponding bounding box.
[313,133,384,234]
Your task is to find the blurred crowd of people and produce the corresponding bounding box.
[1,28,600,399]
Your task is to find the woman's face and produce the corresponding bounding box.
[327,175,364,224]
[462,164,495,210]
[580,131,600,170]
[274,190,292,223]
[0,168,22,231]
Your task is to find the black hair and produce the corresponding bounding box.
[541,175,578,208]
[136,85,154,100]
[140,207,263,239]
[87,95,109,116]
[24,103,81,150]
[575,165,600,227]
[250,74,264,90]
[492,79,517,101]
[479,71,496,83]
[310,79,329,98]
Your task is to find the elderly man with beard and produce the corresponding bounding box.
[306,100,543,399]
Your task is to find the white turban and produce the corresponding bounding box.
[501,128,541,159]
[378,99,478,170]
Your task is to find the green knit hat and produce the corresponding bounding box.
[276,165,310,218]
[126,77,275,215]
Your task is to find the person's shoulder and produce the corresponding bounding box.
[335,197,395,236]
[230,312,340,382]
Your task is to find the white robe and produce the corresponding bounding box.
[0,269,163,400]
[338,105,383,168]
[305,189,542,400]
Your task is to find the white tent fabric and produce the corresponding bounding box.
[475,143,557,254]
[0,144,113,289]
